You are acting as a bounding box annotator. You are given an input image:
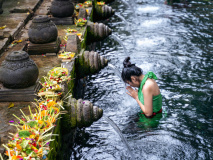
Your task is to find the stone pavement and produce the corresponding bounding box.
[0,0,53,154]
[0,0,44,55]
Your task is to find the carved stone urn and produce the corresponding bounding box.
[50,0,74,18]
[0,51,39,89]
[0,0,3,14]
[28,15,58,44]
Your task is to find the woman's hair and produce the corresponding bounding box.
[121,57,143,83]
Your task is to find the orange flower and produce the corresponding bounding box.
[16,143,22,150]
[30,135,35,139]
[11,155,17,160]
[51,117,56,123]
[45,120,51,127]
[51,107,59,113]
[22,125,28,130]
[41,110,47,116]
[47,101,56,108]
[38,120,43,124]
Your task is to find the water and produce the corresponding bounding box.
[70,0,213,159]
[103,115,135,160]
[109,34,129,56]
[114,13,136,43]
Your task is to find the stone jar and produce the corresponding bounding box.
[28,15,58,44]
[50,0,74,18]
[0,51,39,89]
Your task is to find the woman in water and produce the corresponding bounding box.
[122,57,162,118]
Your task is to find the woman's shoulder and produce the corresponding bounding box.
[143,78,155,92]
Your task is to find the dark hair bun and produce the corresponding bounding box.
[123,57,135,68]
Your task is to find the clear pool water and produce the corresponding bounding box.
[70,0,213,159]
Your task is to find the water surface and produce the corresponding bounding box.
[71,0,213,159]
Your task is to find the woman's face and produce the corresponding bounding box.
[126,76,140,87]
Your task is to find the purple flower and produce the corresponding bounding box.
[46,142,50,145]
[82,101,85,104]
[9,120,14,123]
[50,86,52,89]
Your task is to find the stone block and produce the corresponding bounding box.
[50,17,74,25]
[66,35,80,54]
[78,7,87,19]
[27,37,60,55]
[0,82,41,102]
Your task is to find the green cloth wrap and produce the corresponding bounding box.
[138,71,162,113]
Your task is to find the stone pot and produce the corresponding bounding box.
[28,15,58,44]
[50,0,74,18]
[0,51,39,89]
[0,0,3,14]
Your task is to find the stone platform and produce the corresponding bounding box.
[0,0,45,55]
[0,82,41,102]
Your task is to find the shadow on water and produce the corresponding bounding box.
[103,115,135,160]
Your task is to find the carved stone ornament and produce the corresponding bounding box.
[28,15,58,44]
[0,51,39,89]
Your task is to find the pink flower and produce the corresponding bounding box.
[9,120,14,123]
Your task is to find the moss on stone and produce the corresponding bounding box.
[68,61,76,96]
[70,98,77,128]
[76,50,92,79]
[81,28,87,49]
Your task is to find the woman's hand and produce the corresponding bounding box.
[126,86,138,100]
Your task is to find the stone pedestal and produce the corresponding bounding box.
[0,82,41,102]
[50,0,74,25]
[27,37,61,55]
[50,17,74,25]
[27,15,60,54]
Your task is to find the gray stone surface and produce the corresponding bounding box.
[0,0,43,55]
[66,34,80,54]
[76,99,83,125]
[27,37,60,55]
[50,17,74,25]
[94,51,99,70]
[78,7,87,19]
[89,51,95,72]
[82,100,92,124]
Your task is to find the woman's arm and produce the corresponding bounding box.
[126,85,153,117]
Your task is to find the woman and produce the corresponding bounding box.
[122,57,162,118]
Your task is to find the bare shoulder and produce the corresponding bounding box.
[143,78,160,96]
[143,79,155,92]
